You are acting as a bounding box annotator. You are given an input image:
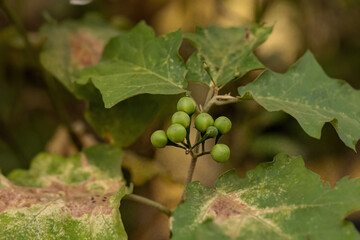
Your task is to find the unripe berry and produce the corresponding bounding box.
[214,116,232,134]
[205,126,218,138]
[195,113,214,132]
[166,123,187,143]
[177,97,196,115]
[171,111,191,128]
[150,130,168,148]
[211,144,230,163]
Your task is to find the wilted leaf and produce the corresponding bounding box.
[40,14,119,98]
[171,154,360,240]
[238,51,360,150]
[186,25,271,87]
[0,144,127,240]
[79,21,187,108]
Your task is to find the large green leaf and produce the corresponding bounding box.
[0,144,127,240]
[79,21,187,108]
[40,17,172,147]
[40,14,119,98]
[185,25,271,87]
[171,154,360,240]
[238,51,360,150]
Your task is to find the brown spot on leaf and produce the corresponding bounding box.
[69,31,104,69]
[245,28,254,42]
[207,195,256,222]
[0,178,123,218]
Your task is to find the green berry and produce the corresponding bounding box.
[171,111,191,128]
[167,123,187,143]
[205,126,218,138]
[211,144,230,163]
[177,97,196,115]
[214,116,232,134]
[150,130,168,148]
[195,113,214,132]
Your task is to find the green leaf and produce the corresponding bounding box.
[40,14,120,98]
[171,154,360,240]
[238,51,360,150]
[40,17,171,147]
[185,25,271,87]
[86,94,176,147]
[79,21,187,108]
[0,144,127,240]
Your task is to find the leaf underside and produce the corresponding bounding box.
[186,24,272,87]
[0,145,127,240]
[238,51,360,150]
[171,154,360,240]
[79,21,187,108]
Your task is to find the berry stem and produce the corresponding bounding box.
[197,151,211,157]
[167,142,187,150]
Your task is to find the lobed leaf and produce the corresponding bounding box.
[238,51,360,150]
[40,17,173,147]
[185,25,271,87]
[171,154,360,240]
[0,144,127,240]
[79,21,187,108]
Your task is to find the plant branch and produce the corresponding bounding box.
[180,87,215,202]
[124,194,172,217]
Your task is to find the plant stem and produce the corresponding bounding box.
[180,150,198,202]
[124,194,172,217]
[180,87,215,202]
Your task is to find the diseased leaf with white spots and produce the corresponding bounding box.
[185,25,271,87]
[79,21,187,108]
[40,14,119,98]
[238,51,360,150]
[171,154,360,240]
[0,144,127,240]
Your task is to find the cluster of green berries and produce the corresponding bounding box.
[150,97,232,163]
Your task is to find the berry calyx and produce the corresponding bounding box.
[177,97,196,115]
[150,130,168,148]
[214,116,232,134]
[166,123,187,143]
[211,144,230,162]
[195,113,214,132]
[171,111,191,128]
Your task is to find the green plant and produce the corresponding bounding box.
[0,5,360,240]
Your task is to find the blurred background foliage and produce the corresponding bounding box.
[0,0,359,239]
